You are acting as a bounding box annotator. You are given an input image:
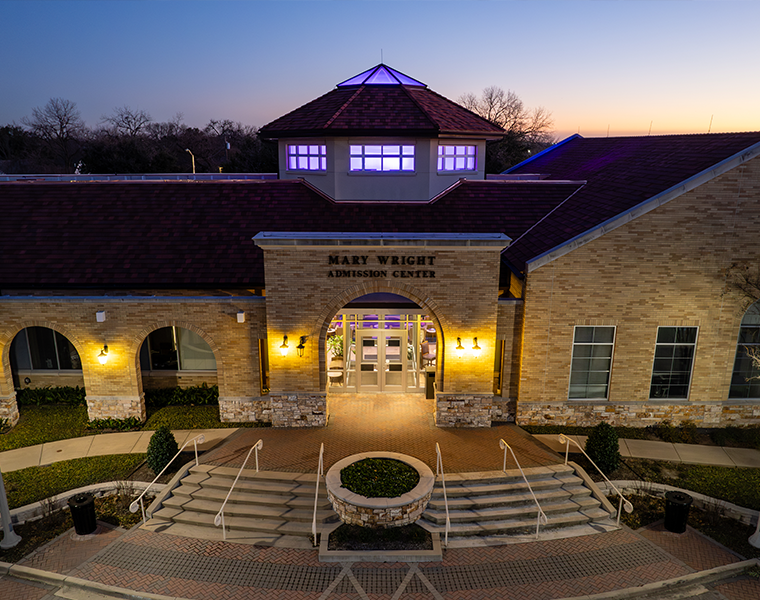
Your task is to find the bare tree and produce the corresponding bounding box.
[101,106,152,137]
[459,86,555,172]
[22,97,87,172]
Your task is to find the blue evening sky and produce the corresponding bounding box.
[2,0,758,139]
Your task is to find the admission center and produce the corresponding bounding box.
[1,64,760,430]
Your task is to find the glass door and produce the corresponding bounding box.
[359,334,380,391]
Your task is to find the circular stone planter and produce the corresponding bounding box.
[325,451,435,529]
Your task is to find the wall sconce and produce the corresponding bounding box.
[97,344,109,365]
[472,337,481,358]
[237,311,245,323]
[455,337,465,359]
[96,311,106,323]
[296,336,307,357]
[280,335,289,356]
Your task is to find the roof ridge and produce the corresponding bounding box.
[398,84,442,131]
[418,87,505,133]
[322,86,365,129]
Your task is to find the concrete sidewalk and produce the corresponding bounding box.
[0,428,238,473]
[535,433,760,468]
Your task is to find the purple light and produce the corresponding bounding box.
[336,64,426,87]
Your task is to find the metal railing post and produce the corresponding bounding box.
[312,443,325,546]
[435,443,450,547]
[213,439,264,541]
[499,439,548,540]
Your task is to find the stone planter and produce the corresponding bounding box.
[325,451,435,529]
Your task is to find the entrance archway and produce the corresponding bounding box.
[325,293,438,395]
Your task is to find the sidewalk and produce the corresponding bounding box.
[0,429,238,473]
[534,434,760,468]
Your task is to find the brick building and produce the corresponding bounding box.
[1,65,759,429]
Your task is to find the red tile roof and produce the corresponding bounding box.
[0,179,579,289]
[260,85,504,138]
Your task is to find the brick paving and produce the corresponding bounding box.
[0,576,54,600]
[202,394,560,473]
[637,521,742,571]
[712,577,760,600]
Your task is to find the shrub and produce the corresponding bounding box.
[585,422,621,475]
[86,417,142,431]
[340,458,420,498]
[16,386,86,407]
[144,383,219,408]
[146,425,178,474]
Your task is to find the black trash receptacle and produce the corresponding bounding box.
[664,491,693,533]
[68,492,97,535]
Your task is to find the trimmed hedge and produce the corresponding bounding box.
[16,386,86,407]
[585,422,621,475]
[144,383,219,407]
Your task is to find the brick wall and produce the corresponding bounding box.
[517,156,760,427]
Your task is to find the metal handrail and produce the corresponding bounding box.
[435,443,451,547]
[312,442,325,546]
[214,439,264,540]
[558,433,633,526]
[130,433,205,523]
[499,439,548,539]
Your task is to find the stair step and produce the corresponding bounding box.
[152,508,319,537]
[163,495,337,523]
[422,511,593,537]
[190,466,319,485]
[428,485,590,511]
[423,496,601,524]
[172,484,331,509]
[182,473,316,497]
[434,474,583,498]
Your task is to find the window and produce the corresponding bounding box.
[569,326,615,399]
[287,144,326,171]
[650,327,698,399]
[437,145,476,171]
[11,327,81,371]
[729,301,760,398]
[140,326,216,371]
[349,145,415,172]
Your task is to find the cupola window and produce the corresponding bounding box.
[438,145,476,172]
[288,144,327,171]
[349,145,415,172]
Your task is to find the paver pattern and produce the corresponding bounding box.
[637,521,741,571]
[0,576,54,600]
[203,394,559,473]
[713,577,760,600]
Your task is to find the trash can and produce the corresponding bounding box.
[664,491,692,533]
[68,492,97,535]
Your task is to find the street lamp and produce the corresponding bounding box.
[185,148,196,174]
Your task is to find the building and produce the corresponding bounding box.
[1,64,759,430]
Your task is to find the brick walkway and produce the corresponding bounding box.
[203,393,560,473]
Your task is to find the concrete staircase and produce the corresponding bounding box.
[419,462,617,544]
[144,464,338,548]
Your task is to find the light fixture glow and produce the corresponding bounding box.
[472,337,481,358]
[280,335,289,357]
[455,337,465,359]
[296,336,307,358]
[97,344,109,365]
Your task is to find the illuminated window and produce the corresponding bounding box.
[437,145,476,171]
[569,326,615,399]
[287,144,326,171]
[650,327,698,399]
[349,145,415,172]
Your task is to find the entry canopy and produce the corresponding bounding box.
[336,64,426,87]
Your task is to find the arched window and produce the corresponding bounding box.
[139,326,216,372]
[10,327,81,371]
[729,301,760,398]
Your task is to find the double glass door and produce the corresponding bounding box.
[357,332,405,391]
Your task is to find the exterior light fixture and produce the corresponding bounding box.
[97,344,109,365]
[472,337,481,358]
[280,335,289,356]
[297,336,307,357]
[455,337,465,358]
[236,311,245,323]
[185,148,196,174]
[96,311,106,323]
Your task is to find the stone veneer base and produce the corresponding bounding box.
[325,451,434,529]
[218,396,272,424]
[85,394,146,422]
[0,393,19,427]
[269,391,327,428]
[517,399,760,427]
[435,393,495,427]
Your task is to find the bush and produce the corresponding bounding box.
[144,383,219,408]
[146,425,178,474]
[16,386,86,407]
[585,422,620,475]
[86,417,142,431]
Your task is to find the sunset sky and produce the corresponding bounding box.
[2,0,758,141]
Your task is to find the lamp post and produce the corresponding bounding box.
[0,467,21,549]
[185,148,196,175]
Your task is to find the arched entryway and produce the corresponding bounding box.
[325,293,439,396]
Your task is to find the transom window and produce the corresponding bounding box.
[287,144,326,171]
[650,327,698,399]
[729,301,760,398]
[569,326,615,399]
[437,145,476,171]
[349,145,415,172]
